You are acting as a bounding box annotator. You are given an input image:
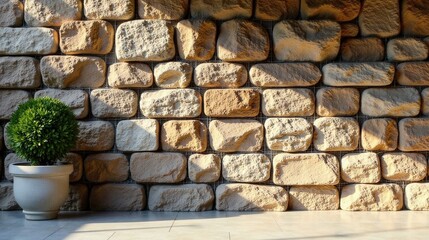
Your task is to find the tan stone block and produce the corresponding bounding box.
[397,62,429,86]
[361,88,420,117]
[188,154,221,183]
[204,89,260,117]
[323,63,394,86]
[250,63,321,87]
[340,23,359,37]
[138,0,187,20]
[301,0,360,22]
[0,57,40,89]
[422,88,429,115]
[402,0,429,37]
[35,89,89,119]
[0,90,31,119]
[405,183,429,210]
[341,153,381,184]
[194,63,247,88]
[41,56,105,88]
[341,184,403,211]
[0,182,20,210]
[130,152,186,183]
[84,0,134,20]
[24,0,81,26]
[116,119,159,152]
[66,153,83,183]
[273,153,339,186]
[387,38,428,61]
[154,62,192,88]
[341,38,385,62]
[4,153,24,181]
[216,184,288,211]
[161,120,207,152]
[90,89,137,118]
[0,0,23,27]
[85,153,128,183]
[264,118,312,152]
[399,118,429,151]
[381,153,427,181]
[116,20,175,61]
[361,118,398,151]
[209,120,263,152]
[289,186,339,211]
[262,89,314,117]
[190,0,252,20]
[255,0,299,21]
[90,184,146,211]
[313,117,359,151]
[316,87,359,117]
[0,27,58,55]
[273,20,341,62]
[217,20,269,62]
[140,89,201,118]
[107,62,153,88]
[222,154,271,183]
[75,121,114,151]
[61,184,88,211]
[176,20,216,61]
[148,184,214,211]
[359,0,400,38]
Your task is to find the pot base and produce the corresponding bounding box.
[23,210,59,221]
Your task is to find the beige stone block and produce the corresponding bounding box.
[148,184,214,211]
[4,153,24,181]
[0,182,20,210]
[107,62,153,88]
[24,0,81,26]
[176,19,216,61]
[209,120,263,152]
[0,57,40,89]
[188,154,221,183]
[130,152,186,183]
[116,119,159,152]
[361,118,398,151]
[255,0,299,21]
[0,90,31,119]
[222,154,271,183]
[381,153,427,181]
[361,88,420,117]
[341,153,381,184]
[273,20,341,62]
[216,184,288,211]
[341,38,385,62]
[422,88,429,115]
[90,89,137,118]
[323,63,394,86]
[75,121,114,151]
[387,38,428,61]
[61,184,88,211]
[190,0,252,20]
[262,89,314,117]
[138,0,187,20]
[41,56,105,89]
[194,63,247,88]
[399,118,429,151]
[154,62,192,88]
[35,89,89,119]
[301,0,360,22]
[313,117,359,151]
[90,184,146,211]
[217,20,269,62]
[85,153,128,183]
[341,184,403,211]
[264,118,312,152]
[316,87,359,117]
[397,62,429,86]
[359,0,400,38]
[140,89,201,118]
[402,0,429,37]
[405,183,429,210]
[204,89,260,117]
[289,186,339,211]
[0,27,58,55]
[0,0,23,27]
[340,23,359,37]
[250,63,321,87]
[161,120,207,152]
[65,153,83,183]
[84,0,134,20]
[116,20,175,61]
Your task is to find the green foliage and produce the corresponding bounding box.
[6,97,78,166]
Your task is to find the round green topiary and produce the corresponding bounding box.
[6,97,78,166]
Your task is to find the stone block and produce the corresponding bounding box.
[116,119,159,152]
[0,0,23,27]
[313,117,359,151]
[0,27,58,55]
[399,118,429,151]
[323,63,394,86]
[402,0,429,36]
[24,0,81,26]
[190,0,252,20]
[194,63,247,88]
[161,120,207,152]
[154,62,192,88]
[387,38,428,61]
[359,0,400,38]
[341,153,381,184]
[0,182,20,210]
[188,154,221,183]
[316,87,359,117]
[341,38,385,62]
[397,62,429,86]
[341,184,403,211]
[35,89,89,119]
[107,62,153,88]
[90,184,146,211]
[138,0,187,20]
[85,153,129,183]
[361,118,398,151]
[0,90,31,119]
[61,184,88,211]
[90,89,137,118]
[255,0,299,21]
[222,154,271,183]
[381,153,427,181]
[264,118,312,152]
[423,88,429,115]
[84,0,134,20]
[262,89,314,117]
[66,153,83,183]
[4,153,24,181]
[75,121,114,151]
[176,19,216,61]
[301,0,360,22]
[0,57,40,89]
[340,23,359,37]
[289,186,339,211]
[405,183,429,210]
[204,89,260,117]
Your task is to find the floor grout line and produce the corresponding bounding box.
[106,232,116,240]
[42,225,65,240]
[168,212,179,232]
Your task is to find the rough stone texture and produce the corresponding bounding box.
[90,184,146,211]
[107,63,153,88]
[204,89,260,117]
[188,154,221,183]
[90,89,137,118]
[59,20,114,55]
[301,0,360,22]
[0,182,20,210]
[399,118,429,151]
[255,0,299,21]
[423,88,429,115]
[116,20,175,61]
[381,153,427,182]
[61,184,88,211]
[0,90,31,119]
[0,57,40,89]
[262,89,315,117]
[140,89,201,118]
[222,154,271,183]
[190,0,252,20]
[341,153,381,184]
[361,88,420,117]
[397,62,429,86]
[216,184,288,211]
[217,20,269,62]
[289,186,339,211]
[84,0,135,20]
[316,87,359,117]
[209,120,263,152]
[116,119,159,152]
[62,153,83,183]
[402,0,429,37]
[148,184,214,211]
[341,38,385,62]
[154,62,192,88]
[41,56,105,88]
[74,121,114,151]
[340,23,359,37]
[359,0,400,38]
[0,0,23,27]
[313,117,359,151]
[194,63,247,88]
[85,153,129,183]
[264,118,313,152]
[341,184,403,211]
[0,126,2,150]
[387,38,428,61]
[161,120,207,152]
[130,152,186,183]
[273,153,340,185]
[361,118,398,151]
[250,63,321,87]
[176,20,216,61]
[35,89,89,119]
[323,63,394,86]
[138,0,187,20]
[273,20,341,62]
[405,183,429,210]
[24,0,82,27]
[4,153,24,181]
[0,27,58,55]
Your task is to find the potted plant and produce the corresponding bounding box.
[7,97,78,220]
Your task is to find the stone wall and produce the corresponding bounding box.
[1,0,429,212]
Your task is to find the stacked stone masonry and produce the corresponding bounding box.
[2,0,429,212]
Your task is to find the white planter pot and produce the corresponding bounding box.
[9,163,73,221]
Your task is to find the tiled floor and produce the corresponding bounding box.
[1,210,429,240]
